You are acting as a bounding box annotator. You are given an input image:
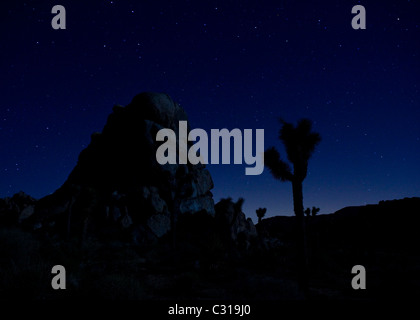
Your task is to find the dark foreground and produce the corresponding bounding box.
[1,197,419,301]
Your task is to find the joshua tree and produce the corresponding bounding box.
[305,207,320,218]
[256,207,267,224]
[311,207,320,217]
[264,118,321,292]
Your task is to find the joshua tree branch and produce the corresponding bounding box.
[264,147,293,181]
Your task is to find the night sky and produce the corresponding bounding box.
[1,0,419,221]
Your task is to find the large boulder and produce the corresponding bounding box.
[24,92,215,240]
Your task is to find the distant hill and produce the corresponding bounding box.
[258,197,420,299]
[261,197,420,249]
[261,197,420,232]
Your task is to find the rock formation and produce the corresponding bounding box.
[23,92,215,241]
[215,198,258,250]
[0,191,36,225]
[0,92,261,252]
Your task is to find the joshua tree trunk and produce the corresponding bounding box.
[258,216,262,224]
[265,118,320,298]
[292,179,308,294]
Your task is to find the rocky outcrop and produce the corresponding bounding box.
[1,93,259,253]
[21,92,215,241]
[0,191,36,225]
[215,198,258,249]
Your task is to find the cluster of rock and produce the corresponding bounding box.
[0,191,36,225]
[1,92,257,249]
[215,198,258,250]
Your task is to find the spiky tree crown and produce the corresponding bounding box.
[256,207,267,218]
[265,118,321,182]
[280,119,321,165]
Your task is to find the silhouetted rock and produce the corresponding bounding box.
[0,191,36,225]
[215,198,258,249]
[23,92,215,240]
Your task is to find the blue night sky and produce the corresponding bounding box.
[1,0,419,221]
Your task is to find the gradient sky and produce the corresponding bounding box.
[1,0,419,221]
